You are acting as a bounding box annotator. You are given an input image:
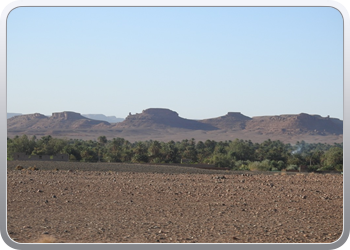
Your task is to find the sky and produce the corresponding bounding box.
[6,7,343,120]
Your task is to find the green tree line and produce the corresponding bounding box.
[7,135,343,171]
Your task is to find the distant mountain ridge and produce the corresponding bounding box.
[7,109,343,143]
[7,112,123,123]
[7,113,22,119]
[113,108,217,130]
[245,113,342,136]
[7,111,110,130]
[82,114,124,123]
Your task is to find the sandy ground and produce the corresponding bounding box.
[7,128,343,144]
[7,161,343,243]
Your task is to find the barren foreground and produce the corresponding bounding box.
[7,162,343,243]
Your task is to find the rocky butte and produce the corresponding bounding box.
[7,111,110,131]
[114,108,217,130]
[200,112,252,130]
[245,113,343,136]
[7,109,343,144]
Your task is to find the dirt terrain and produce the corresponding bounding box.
[7,161,343,244]
[6,127,343,144]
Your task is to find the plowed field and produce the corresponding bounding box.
[7,161,343,243]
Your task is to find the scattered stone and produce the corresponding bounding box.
[213,176,226,180]
[7,162,343,244]
[15,165,23,170]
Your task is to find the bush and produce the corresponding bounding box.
[307,165,319,172]
[276,160,286,170]
[150,157,163,164]
[286,165,298,171]
[334,164,343,171]
[207,154,232,168]
[69,154,77,162]
[238,164,250,171]
[132,154,149,163]
[317,165,335,171]
[248,160,272,171]
[248,161,262,171]
[232,160,248,170]
[260,159,272,171]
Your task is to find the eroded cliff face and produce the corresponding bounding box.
[51,111,86,121]
[200,112,252,130]
[7,109,343,143]
[142,108,179,117]
[115,109,342,135]
[8,111,110,130]
[7,113,48,130]
[245,113,342,135]
[115,108,217,130]
[29,113,47,119]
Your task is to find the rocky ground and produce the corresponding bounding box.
[7,161,343,243]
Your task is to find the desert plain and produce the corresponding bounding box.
[7,161,343,244]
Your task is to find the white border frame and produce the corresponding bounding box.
[1,1,348,249]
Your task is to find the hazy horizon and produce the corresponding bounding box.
[6,108,344,120]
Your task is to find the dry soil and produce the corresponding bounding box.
[7,161,343,244]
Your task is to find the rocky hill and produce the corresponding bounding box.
[7,109,343,144]
[245,113,343,135]
[113,108,217,130]
[7,111,110,131]
[200,112,252,130]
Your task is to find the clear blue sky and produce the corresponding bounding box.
[7,7,343,120]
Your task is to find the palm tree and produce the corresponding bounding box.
[97,136,107,162]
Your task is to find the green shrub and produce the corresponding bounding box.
[248,161,262,171]
[132,154,149,163]
[238,164,250,171]
[307,165,319,172]
[286,165,298,171]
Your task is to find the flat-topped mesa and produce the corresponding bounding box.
[32,113,46,117]
[51,111,85,120]
[141,108,179,117]
[7,113,47,120]
[116,108,217,130]
[227,112,242,116]
[246,113,343,135]
[27,113,47,119]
